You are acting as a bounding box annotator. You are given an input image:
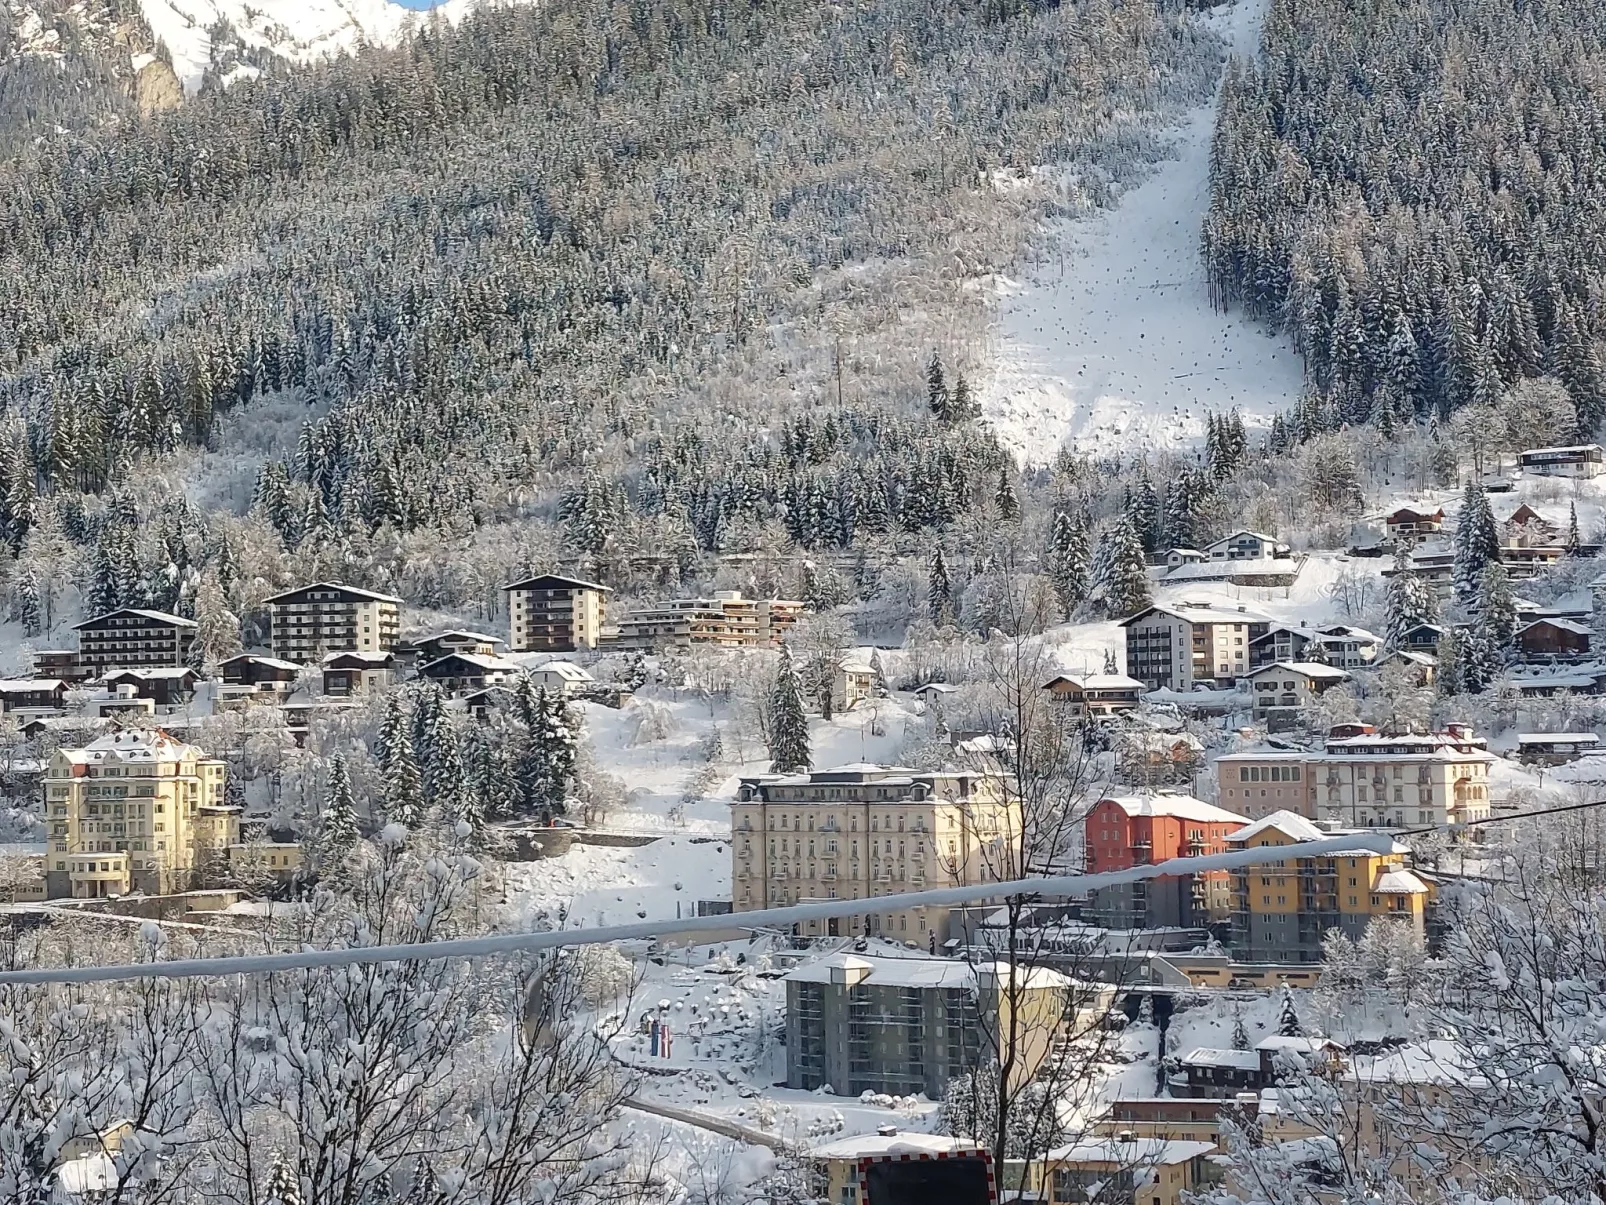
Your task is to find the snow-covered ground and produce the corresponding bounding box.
[982,0,1303,463]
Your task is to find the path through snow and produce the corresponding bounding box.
[982,0,1303,464]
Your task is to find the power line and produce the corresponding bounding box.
[0,833,1398,987]
[1395,793,1606,836]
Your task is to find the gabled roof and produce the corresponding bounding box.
[531,660,594,682]
[102,666,200,681]
[1208,529,1280,545]
[419,652,521,674]
[1044,673,1145,691]
[74,607,197,630]
[262,581,403,605]
[1381,649,1437,667]
[0,678,64,693]
[1119,602,1271,628]
[1252,661,1352,683]
[1226,811,1326,844]
[1373,868,1429,894]
[1097,793,1247,825]
[1517,617,1591,637]
[405,629,504,646]
[502,573,610,593]
[321,651,396,668]
[218,653,302,671]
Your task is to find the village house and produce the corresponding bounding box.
[82,684,157,721]
[1164,548,1207,569]
[525,660,595,697]
[401,630,505,665]
[1519,443,1604,478]
[217,654,300,703]
[32,650,88,683]
[502,574,609,653]
[1042,673,1145,718]
[1377,648,1437,687]
[100,667,201,709]
[263,582,402,662]
[1041,1136,1222,1205]
[1249,623,1379,669]
[1383,505,1445,543]
[1172,1033,1345,1097]
[1515,617,1591,661]
[1203,530,1289,560]
[836,656,876,711]
[807,1132,985,1205]
[0,678,66,718]
[1247,662,1352,725]
[1515,732,1601,765]
[320,651,397,697]
[416,651,521,694]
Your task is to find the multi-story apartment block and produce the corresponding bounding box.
[731,764,1020,941]
[783,951,1100,1097]
[612,591,806,650]
[502,574,609,653]
[263,582,401,663]
[74,608,197,673]
[42,730,239,898]
[1226,811,1429,963]
[1082,793,1248,930]
[1215,724,1496,828]
[1121,603,1271,691]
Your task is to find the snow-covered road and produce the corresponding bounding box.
[983,0,1304,463]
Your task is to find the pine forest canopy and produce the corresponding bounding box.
[1203,0,1606,439]
[0,0,1226,615]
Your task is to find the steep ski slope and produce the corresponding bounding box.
[982,0,1303,464]
[135,0,501,92]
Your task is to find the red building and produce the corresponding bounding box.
[1083,793,1248,931]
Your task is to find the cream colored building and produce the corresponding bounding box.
[1122,603,1272,691]
[43,730,240,898]
[612,591,805,650]
[263,582,402,662]
[731,764,1020,941]
[1216,724,1496,829]
[503,574,609,652]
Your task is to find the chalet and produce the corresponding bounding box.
[502,574,610,653]
[31,650,87,683]
[1516,732,1601,766]
[462,685,519,722]
[100,667,200,708]
[1042,673,1144,718]
[321,651,397,697]
[1501,503,1562,547]
[0,679,66,717]
[1164,548,1207,568]
[1377,649,1437,688]
[1515,617,1592,661]
[1247,662,1352,723]
[1204,530,1289,561]
[1249,624,1379,669]
[1503,669,1603,698]
[416,652,521,694]
[218,654,300,701]
[911,682,960,706]
[1172,1036,1344,1099]
[1519,444,1604,478]
[83,684,157,719]
[1383,505,1445,543]
[279,700,360,749]
[525,660,595,697]
[1396,622,1447,652]
[74,608,197,673]
[401,630,505,665]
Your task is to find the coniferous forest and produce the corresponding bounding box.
[0,0,1225,626]
[1204,0,1606,439]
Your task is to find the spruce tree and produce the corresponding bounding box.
[319,753,360,870]
[1231,1009,1250,1051]
[378,695,424,829]
[1046,509,1089,620]
[426,720,467,823]
[1096,514,1152,617]
[928,546,954,627]
[1569,502,1581,553]
[1276,985,1302,1037]
[1452,480,1501,606]
[926,352,948,420]
[1478,562,1516,653]
[950,372,976,422]
[768,649,811,774]
[264,1154,302,1205]
[1383,544,1435,648]
[11,565,40,637]
[1457,623,1495,695]
[994,469,1020,523]
[1436,628,1463,698]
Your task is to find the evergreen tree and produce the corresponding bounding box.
[1383,544,1435,648]
[11,565,41,638]
[378,695,424,829]
[264,1154,302,1205]
[426,719,467,825]
[1046,509,1089,620]
[1457,622,1496,695]
[768,649,811,774]
[993,469,1020,523]
[1094,514,1152,617]
[926,352,948,420]
[1478,562,1516,653]
[1436,628,1464,698]
[319,753,360,870]
[515,679,578,821]
[928,546,954,627]
[190,573,242,670]
[1132,473,1162,552]
[949,372,977,422]
[1569,502,1582,553]
[1231,1009,1250,1051]
[1452,480,1500,606]
[1276,985,1302,1037]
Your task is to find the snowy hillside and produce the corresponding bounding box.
[982,0,1303,463]
[133,0,506,92]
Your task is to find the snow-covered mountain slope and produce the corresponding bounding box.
[135,0,499,93]
[981,0,1303,464]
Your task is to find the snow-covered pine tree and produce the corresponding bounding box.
[379,698,424,830]
[190,573,242,671]
[1132,473,1162,552]
[1477,561,1516,653]
[949,372,977,423]
[1569,501,1582,552]
[264,1154,301,1205]
[319,753,359,870]
[1452,479,1500,606]
[926,352,948,420]
[1457,622,1496,695]
[1276,985,1302,1037]
[425,717,467,824]
[10,564,40,637]
[1231,1009,1250,1051]
[1436,628,1463,698]
[994,469,1020,523]
[1383,543,1435,648]
[768,648,811,774]
[1096,514,1152,618]
[928,546,954,627]
[1046,509,1089,621]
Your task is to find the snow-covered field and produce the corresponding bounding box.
[982,0,1303,464]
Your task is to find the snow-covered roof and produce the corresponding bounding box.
[1045,673,1145,691]
[1163,557,1300,582]
[783,954,1074,992]
[1373,868,1429,894]
[67,730,201,762]
[1213,749,1309,763]
[1348,1039,1481,1087]
[54,1152,117,1194]
[502,572,610,593]
[422,652,521,673]
[74,607,197,630]
[1517,617,1591,637]
[1179,1048,1259,1071]
[1516,732,1600,746]
[809,1132,976,1160]
[913,682,960,694]
[531,660,594,682]
[262,581,403,604]
[1099,793,1247,825]
[1046,1137,1216,1167]
[1207,529,1280,547]
[1257,1035,1338,1054]
[102,667,198,681]
[1253,661,1351,683]
[321,651,394,667]
[1120,602,1271,627]
[408,629,504,645]
[0,678,64,693]
[1225,811,1325,844]
[1521,443,1603,456]
[220,654,301,671]
[1382,650,1437,667]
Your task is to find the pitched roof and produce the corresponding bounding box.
[502,573,610,593]
[1119,602,1271,628]
[1373,868,1429,894]
[102,667,199,681]
[1098,793,1248,825]
[218,653,302,671]
[783,953,1074,991]
[406,629,504,646]
[321,651,395,667]
[532,660,594,682]
[261,581,403,605]
[1226,811,1326,844]
[419,652,521,673]
[1045,673,1145,691]
[74,607,197,630]
[1253,661,1352,682]
[810,1132,978,1160]
[1517,617,1591,637]
[1046,1137,1216,1167]
[0,679,64,693]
